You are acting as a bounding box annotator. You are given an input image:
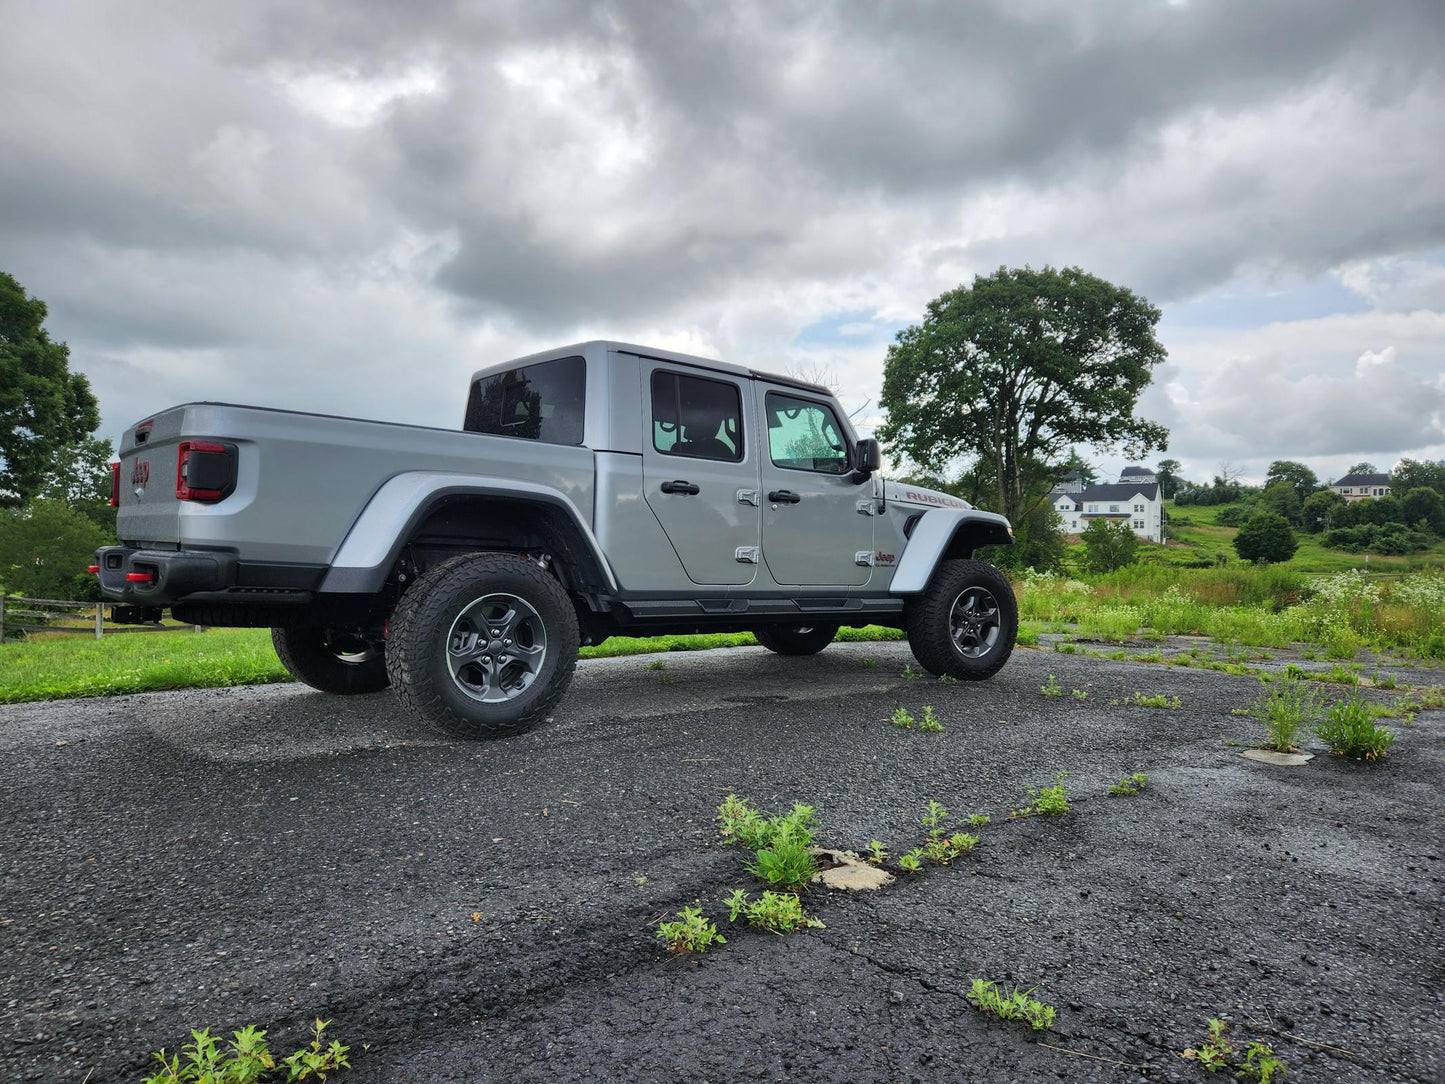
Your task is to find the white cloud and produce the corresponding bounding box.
[273,65,443,128]
[1337,256,1445,311]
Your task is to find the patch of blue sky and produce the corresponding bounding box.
[1160,273,1370,332]
[792,310,900,348]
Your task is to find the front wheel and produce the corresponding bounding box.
[753,624,840,656]
[385,552,580,739]
[271,627,390,695]
[904,559,1017,680]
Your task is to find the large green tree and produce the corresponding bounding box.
[1391,458,1445,497]
[1263,460,1320,503]
[1155,458,1186,499]
[878,266,1169,530]
[0,499,109,599]
[1,272,104,507]
[1080,518,1139,573]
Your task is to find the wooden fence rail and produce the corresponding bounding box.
[0,597,206,644]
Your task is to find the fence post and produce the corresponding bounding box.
[0,595,6,645]
[95,603,104,640]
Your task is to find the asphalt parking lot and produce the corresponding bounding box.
[2,642,1441,1083]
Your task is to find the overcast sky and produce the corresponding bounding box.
[4,0,1444,487]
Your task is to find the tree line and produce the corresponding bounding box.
[0,271,115,600]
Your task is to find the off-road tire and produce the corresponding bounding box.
[385,552,579,740]
[753,623,840,656]
[904,559,1017,680]
[271,627,390,695]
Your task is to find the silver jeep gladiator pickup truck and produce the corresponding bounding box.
[96,341,1016,738]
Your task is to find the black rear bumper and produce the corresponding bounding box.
[94,546,238,605]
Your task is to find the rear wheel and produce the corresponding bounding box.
[271,627,390,695]
[385,552,579,739]
[753,623,840,656]
[904,559,1017,680]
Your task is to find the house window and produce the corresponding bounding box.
[1133,519,1144,529]
[1134,503,1145,513]
[1087,504,1097,513]
[1342,487,1352,494]
[1109,504,1120,513]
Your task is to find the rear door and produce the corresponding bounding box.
[757,387,873,586]
[639,361,760,586]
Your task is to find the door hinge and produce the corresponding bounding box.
[855,550,876,566]
[856,499,878,516]
[735,546,760,564]
[737,489,760,507]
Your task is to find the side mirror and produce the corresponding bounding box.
[849,438,882,484]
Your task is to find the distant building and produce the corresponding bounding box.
[1050,465,1163,543]
[1330,472,1391,500]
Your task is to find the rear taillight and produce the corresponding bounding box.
[176,441,238,502]
[109,461,121,506]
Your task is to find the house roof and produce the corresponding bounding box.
[1119,466,1155,478]
[1077,482,1160,501]
[1332,473,1390,487]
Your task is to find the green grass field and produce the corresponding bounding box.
[0,624,907,705]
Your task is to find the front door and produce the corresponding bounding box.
[640,362,760,586]
[757,388,873,586]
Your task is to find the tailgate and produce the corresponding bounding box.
[115,407,237,545]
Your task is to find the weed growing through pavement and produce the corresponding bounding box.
[745,830,819,893]
[1124,691,1183,709]
[967,813,991,828]
[1414,684,1445,710]
[890,706,915,729]
[1054,642,1077,654]
[1316,690,1396,761]
[724,889,823,933]
[919,705,943,732]
[902,663,923,680]
[1108,772,1149,797]
[1247,673,1322,752]
[1072,688,1089,701]
[644,659,666,671]
[1040,674,1063,697]
[914,799,978,864]
[938,673,958,684]
[655,907,725,954]
[860,657,877,668]
[1181,1017,1234,1072]
[966,979,1056,1030]
[897,849,925,872]
[1238,1040,1287,1082]
[866,840,888,864]
[1012,771,1071,817]
[144,1020,351,1084]
[716,795,817,852]
[1372,668,1396,689]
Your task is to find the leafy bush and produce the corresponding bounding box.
[1316,691,1396,761]
[1233,511,1298,565]
[1012,771,1071,817]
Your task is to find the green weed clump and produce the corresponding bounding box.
[917,800,978,864]
[918,705,943,732]
[1040,674,1062,697]
[966,979,1056,1030]
[1181,1017,1234,1072]
[655,907,725,953]
[716,795,819,893]
[144,1020,350,1084]
[1108,772,1149,796]
[1316,691,1396,761]
[724,889,823,933]
[890,707,915,729]
[1247,673,1322,752]
[1012,771,1071,817]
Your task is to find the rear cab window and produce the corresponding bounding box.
[651,370,744,461]
[765,392,848,473]
[464,355,585,445]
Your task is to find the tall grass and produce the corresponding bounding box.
[1018,567,1445,657]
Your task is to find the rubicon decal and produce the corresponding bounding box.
[903,489,964,508]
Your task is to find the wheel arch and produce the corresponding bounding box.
[319,472,617,596]
[890,509,1014,594]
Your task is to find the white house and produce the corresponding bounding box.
[1051,466,1163,543]
[1329,472,1391,500]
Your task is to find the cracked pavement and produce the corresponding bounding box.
[2,642,1442,1082]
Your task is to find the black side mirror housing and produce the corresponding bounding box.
[849,438,882,484]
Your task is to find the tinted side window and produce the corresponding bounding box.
[765,392,848,473]
[651,371,743,462]
[464,356,585,445]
